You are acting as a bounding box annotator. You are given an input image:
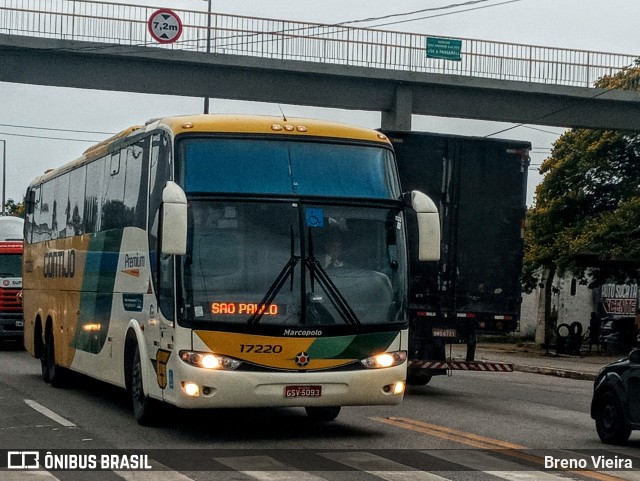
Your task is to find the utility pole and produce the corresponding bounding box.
[0,139,5,215]
[203,0,212,114]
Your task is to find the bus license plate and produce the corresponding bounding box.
[432,328,457,338]
[285,385,322,398]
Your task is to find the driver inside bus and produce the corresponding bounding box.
[323,231,349,269]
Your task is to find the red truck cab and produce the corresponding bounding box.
[0,217,24,340]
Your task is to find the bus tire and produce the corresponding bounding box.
[44,327,65,388]
[37,322,50,383]
[305,406,341,421]
[131,344,160,426]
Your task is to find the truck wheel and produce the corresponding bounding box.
[305,406,341,421]
[407,374,432,385]
[130,344,160,426]
[595,391,631,445]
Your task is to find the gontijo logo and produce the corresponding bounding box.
[44,249,75,278]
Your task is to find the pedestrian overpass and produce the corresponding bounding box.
[0,0,639,130]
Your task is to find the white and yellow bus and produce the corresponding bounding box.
[22,115,439,424]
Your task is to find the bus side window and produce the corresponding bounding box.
[38,182,54,241]
[53,172,70,238]
[148,134,171,243]
[85,157,106,234]
[123,138,149,229]
[25,187,38,243]
[159,254,174,321]
[68,166,86,236]
[101,151,126,230]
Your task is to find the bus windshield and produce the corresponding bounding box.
[181,201,407,328]
[180,138,400,199]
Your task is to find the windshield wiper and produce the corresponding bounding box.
[248,227,299,325]
[306,231,360,326]
[248,226,361,327]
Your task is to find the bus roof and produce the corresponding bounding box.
[155,115,391,144]
[29,114,392,188]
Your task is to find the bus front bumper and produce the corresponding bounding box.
[164,362,407,409]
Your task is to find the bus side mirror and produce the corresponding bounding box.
[406,190,440,261]
[161,181,188,255]
[25,189,36,215]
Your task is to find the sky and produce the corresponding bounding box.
[1,0,639,207]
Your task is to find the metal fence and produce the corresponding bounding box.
[0,0,637,88]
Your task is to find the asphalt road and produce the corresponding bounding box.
[1,342,639,481]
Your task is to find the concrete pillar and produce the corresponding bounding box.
[381,85,413,131]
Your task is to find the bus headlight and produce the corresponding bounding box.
[360,350,407,369]
[179,351,242,370]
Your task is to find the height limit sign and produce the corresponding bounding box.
[148,9,183,44]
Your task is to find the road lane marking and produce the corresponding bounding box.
[372,417,525,450]
[372,417,630,481]
[24,399,76,427]
[0,472,59,481]
[320,451,450,480]
[213,455,326,481]
[426,450,577,481]
[116,469,195,480]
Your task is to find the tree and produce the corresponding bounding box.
[3,198,25,218]
[523,61,640,342]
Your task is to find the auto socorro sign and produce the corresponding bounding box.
[600,282,638,316]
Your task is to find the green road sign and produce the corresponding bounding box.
[426,37,462,61]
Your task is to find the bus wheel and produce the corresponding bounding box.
[305,406,341,421]
[131,345,159,426]
[39,330,50,383]
[44,329,65,388]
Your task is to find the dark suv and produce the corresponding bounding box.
[591,348,640,444]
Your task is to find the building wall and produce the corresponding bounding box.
[520,275,597,339]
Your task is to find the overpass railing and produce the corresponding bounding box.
[0,0,637,89]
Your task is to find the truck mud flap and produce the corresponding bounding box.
[408,360,513,372]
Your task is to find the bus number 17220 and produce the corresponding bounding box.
[240,344,283,354]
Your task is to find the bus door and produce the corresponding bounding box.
[146,133,175,393]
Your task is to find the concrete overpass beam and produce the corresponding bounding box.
[381,85,413,131]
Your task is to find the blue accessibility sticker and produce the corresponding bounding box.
[305,208,325,228]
